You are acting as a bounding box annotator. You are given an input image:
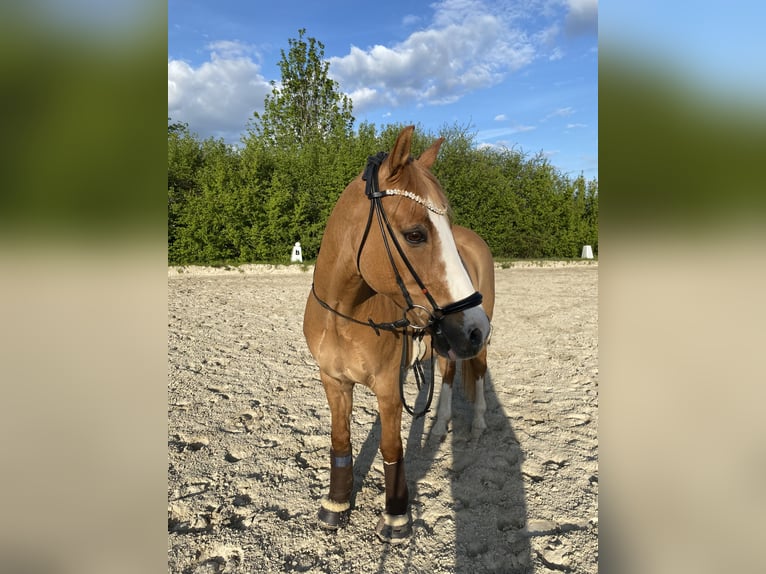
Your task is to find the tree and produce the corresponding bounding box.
[168,120,203,263]
[247,28,354,148]
[168,116,188,135]
[239,29,356,261]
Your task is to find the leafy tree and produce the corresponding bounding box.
[168,120,203,263]
[248,28,354,148]
[171,138,246,264]
[240,29,362,260]
[167,119,202,193]
[168,116,188,135]
[583,178,599,255]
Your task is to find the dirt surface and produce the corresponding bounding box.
[168,262,598,573]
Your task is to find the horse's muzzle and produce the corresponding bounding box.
[431,306,491,360]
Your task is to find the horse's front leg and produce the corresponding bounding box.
[318,373,355,529]
[374,384,412,544]
[469,350,489,439]
[431,356,455,440]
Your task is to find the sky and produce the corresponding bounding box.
[168,0,598,179]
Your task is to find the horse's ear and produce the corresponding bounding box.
[417,137,445,170]
[387,125,415,176]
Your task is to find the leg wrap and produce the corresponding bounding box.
[318,450,353,530]
[383,458,408,516]
[328,449,354,504]
[376,459,412,543]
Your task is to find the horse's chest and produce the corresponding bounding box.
[319,329,401,386]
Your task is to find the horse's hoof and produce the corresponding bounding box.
[318,497,350,530]
[471,416,487,439]
[430,421,448,441]
[375,512,412,544]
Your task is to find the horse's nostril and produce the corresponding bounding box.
[469,327,483,349]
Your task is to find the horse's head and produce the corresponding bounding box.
[357,126,491,360]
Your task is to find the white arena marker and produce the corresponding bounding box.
[291,242,303,262]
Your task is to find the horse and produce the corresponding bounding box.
[303,125,495,543]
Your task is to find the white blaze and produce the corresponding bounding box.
[428,211,475,302]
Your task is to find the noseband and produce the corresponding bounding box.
[311,152,484,417]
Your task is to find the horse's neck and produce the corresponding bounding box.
[314,235,393,322]
[316,262,370,312]
[314,221,370,315]
[315,187,400,319]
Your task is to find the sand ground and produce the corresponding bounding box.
[168,262,598,573]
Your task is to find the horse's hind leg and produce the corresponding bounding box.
[374,385,411,543]
[318,373,354,529]
[431,356,455,440]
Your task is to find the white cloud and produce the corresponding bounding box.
[494,114,507,121]
[345,86,383,110]
[566,123,588,129]
[543,106,576,121]
[168,43,271,142]
[510,124,537,134]
[477,124,537,142]
[328,0,537,112]
[549,47,564,61]
[402,14,422,27]
[431,0,491,26]
[205,40,258,59]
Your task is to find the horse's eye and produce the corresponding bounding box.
[404,229,427,244]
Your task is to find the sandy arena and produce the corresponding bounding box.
[168,262,598,573]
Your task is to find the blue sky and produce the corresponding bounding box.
[168,0,598,179]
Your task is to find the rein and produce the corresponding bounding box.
[312,152,483,418]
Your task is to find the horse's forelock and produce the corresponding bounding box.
[389,158,448,216]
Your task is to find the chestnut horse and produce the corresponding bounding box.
[303,125,495,543]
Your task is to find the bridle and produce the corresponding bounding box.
[356,152,483,328]
[311,152,484,417]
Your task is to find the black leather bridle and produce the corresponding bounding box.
[358,152,483,327]
[311,152,484,416]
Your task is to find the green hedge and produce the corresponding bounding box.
[168,122,597,264]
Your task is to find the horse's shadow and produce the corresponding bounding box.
[352,365,532,573]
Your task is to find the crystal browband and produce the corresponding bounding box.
[383,189,447,216]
